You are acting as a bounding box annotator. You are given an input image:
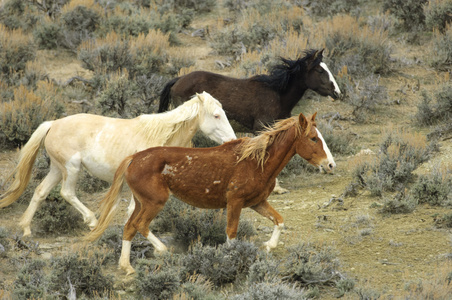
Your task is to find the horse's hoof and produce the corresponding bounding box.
[153,247,168,256]
[87,219,98,230]
[119,264,135,275]
[272,187,289,194]
[22,227,32,237]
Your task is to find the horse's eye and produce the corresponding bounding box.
[316,67,324,73]
[214,114,220,119]
[311,137,318,143]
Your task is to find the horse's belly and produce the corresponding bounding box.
[81,157,118,182]
[170,187,227,209]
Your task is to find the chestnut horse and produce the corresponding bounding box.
[85,112,335,274]
[158,49,341,132]
[0,92,236,237]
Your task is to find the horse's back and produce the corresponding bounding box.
[44,114,141,181]
[126,141,273,209]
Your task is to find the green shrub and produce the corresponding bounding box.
[0,0,40,31]
[176,274,224,300]
[34,188,86,236]
[434,212,452,228]
[78,29,171,77]
[382,0,428,31]
[78,32,132,73]
[78,169,110,193]
[0,227,10,258]
[280,155,314,177]
[0,82,65,147]
[209,4,304,59]
[283,242,341,286]
[95,70,165,118]
[317,119,355,155]
[99,6,186,44]
[335,278,356,297]
[427,24,452,69]
[231,281,307,300]
[0,25,36,76]
[151,196,256,248]
[247,255,281,283]
[48,249,114,298]
[173,207,256,248]
[59,2,101,50]
[303,0,359,17]
[13,259,48,300]
[183,240,259,286]
[323,15,392,76]
[345,75,389,123]
[135,258,181,299]
[62,3,100,33]
[170,0,216,13]
[411,166,451,206]
[96,69,136,117]
[354,129,432,196]
[415,83,452,125]
[21,60,49,88]
[424,0,452,32]
[378,192,417,215]
[134,74,167,115]
[191,131,221,148]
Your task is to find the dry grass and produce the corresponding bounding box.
[130,29,170,56]
[62,0,103,15]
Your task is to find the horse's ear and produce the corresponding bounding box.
[196,92,204,101]
[298,112,308,130]
[311,112,317,122]
[317,49,324,60]
[307,49,323,71]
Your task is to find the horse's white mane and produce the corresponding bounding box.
[136,92,221,145]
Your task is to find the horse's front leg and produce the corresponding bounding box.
[251,200,284,252]
[226,200,244,242]
[20,165,62,236]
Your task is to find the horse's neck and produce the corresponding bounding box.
[262,129,297,179]
[164,117,198,147]
[136,114,198,148]
[280,76,307,115]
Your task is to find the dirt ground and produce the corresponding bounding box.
[1,11,452,300]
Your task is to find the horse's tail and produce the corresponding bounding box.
[158,77,180,113]
[0,121,53,208]
[85,156,133,242]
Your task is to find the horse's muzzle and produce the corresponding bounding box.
[330,91,341,101]
[319,161,336,174]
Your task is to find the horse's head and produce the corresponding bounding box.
[295,112,336,173]
[197,91,237,144]
[305,49,341,100]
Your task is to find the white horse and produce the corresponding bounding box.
[0,92,236,236]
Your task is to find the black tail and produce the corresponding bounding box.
[158,77,180,113]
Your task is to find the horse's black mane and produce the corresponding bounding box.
[251,49,322,92]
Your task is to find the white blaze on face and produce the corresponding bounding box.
[320,62,341,96]
[315,128,336,170]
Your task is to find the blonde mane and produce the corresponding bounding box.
[135,93,221,145]
[237,116,303,168]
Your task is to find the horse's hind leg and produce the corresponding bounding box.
[119,190,168,275]
[59,154,97,229]
[19,163,62,236]
[272,178,289,194]
[250,200,284,251]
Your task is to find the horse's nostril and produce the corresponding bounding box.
[328,163,334,170]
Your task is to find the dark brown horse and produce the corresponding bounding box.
[85,112,336,274]
[158,49,341,132]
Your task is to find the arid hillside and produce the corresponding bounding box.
[1,0,452,299]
